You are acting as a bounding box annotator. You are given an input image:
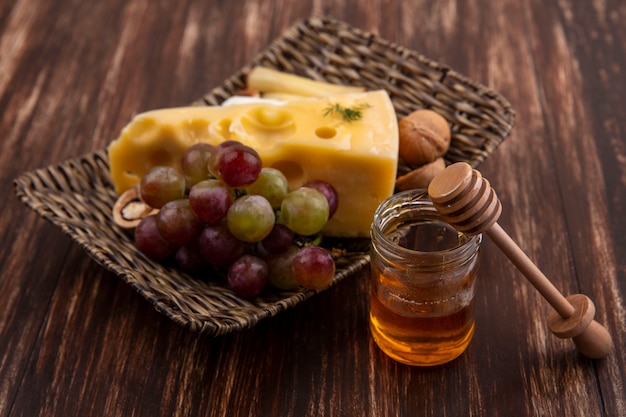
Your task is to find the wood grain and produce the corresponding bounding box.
[1,0,625,416]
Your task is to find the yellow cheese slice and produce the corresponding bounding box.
[108,90,399,237]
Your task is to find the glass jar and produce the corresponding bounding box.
[369,189,482,366]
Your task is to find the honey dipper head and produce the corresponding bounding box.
[428,162,502,235]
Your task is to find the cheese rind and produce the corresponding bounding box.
[108,90,399,237]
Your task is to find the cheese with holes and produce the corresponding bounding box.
[108,90,399,237]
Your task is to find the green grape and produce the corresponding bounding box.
[304,180,339,218]
[245,167,289,208]
[181,143,215,187]
[227,195,275,242]
[278,187,329,236]
[140,166,186,209]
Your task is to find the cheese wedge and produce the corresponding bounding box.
[108,90,399,237]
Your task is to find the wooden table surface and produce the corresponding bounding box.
[2,0,625,416]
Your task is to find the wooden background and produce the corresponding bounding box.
[1,0,625,416]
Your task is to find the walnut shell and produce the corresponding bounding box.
[395,158,446,191]
[398,109,451,166]
[113,187,159,230]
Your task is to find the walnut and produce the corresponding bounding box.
[398,109,451,166]
[395,158,446,191]
[112,187,158,230]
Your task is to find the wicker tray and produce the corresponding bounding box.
[13,17,515,336]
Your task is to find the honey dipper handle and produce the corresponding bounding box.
[486,223,575,317]
[547,294,613,359]
[487,223,613,358]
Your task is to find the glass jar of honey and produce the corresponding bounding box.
[369,189,482,366]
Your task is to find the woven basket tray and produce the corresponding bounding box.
[14,17,515,336]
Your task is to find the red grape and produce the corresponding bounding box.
[134,215,177,260]
[227,255,268,298]
[261,224,294,254]
[208,141,239,177]
[292,246,336,289]
[189,179,233,224]
[198,223,245,268]
[212,142,262,188]
[156,199,202,246]
[175,243,208,274]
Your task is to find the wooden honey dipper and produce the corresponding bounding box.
[427,162,613,359]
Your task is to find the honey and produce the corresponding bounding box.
[370,269,477,366]
[369,190,482,366]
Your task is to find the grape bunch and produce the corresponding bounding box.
[132,141,338,298]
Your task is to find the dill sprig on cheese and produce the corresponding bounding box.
[323,103,371,122]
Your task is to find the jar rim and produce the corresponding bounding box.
[370,189,482,266]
